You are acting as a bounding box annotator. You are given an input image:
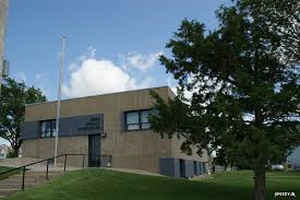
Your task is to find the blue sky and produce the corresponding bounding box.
[1,0,228,144]
[5,0,228,100]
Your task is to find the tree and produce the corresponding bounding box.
[214,146,234,171]
[149,0,299,199]
[0,77,46,157]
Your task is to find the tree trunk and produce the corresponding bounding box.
[13,148,19,157]
[253,170,266,200]
[224,163,228,171]
[10,145,19,158]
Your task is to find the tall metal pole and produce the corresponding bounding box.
[54,36,65,167]
[0,0,9,97]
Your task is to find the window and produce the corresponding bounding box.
[40,120,56,138]
[125,110,152,131]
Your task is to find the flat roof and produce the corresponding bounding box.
[26,85,172,107]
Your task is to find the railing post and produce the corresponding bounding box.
[22,166,26,191]
[82,155,85,169]
[64,154,67,172]
[46,159,49,180]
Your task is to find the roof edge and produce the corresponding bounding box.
[26,85,170,107]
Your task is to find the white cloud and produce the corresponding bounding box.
[123,51,162,71]
[62,48,168,98]
[63,56,153,98]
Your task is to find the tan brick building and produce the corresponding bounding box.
[22,86,208,177]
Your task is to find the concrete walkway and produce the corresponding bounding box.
[105,168,164,177]
[0,157,81,172]
[0,157,44,168]
[105,168,210,180]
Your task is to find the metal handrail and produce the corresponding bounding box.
[0,153,86,190]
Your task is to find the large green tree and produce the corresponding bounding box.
[149,0,299,200]
[0,77,46,157]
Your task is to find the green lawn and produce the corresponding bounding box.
[6,169,300,200]
[0,166,18,181]
[0,166,13,173]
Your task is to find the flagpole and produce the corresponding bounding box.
[54,36,65,167]
[0,0,9,97]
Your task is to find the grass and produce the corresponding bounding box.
[0,166,19,181]
[5,169,300,200]
[0,166,13,173]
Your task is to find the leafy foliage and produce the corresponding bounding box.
[150,0,299,199]
[0,77,46,156]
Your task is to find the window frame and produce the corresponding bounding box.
[40,119,56,138]
[124,109,152,131]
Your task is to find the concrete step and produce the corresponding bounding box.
[5,177,38,183]
[8,173,61,180]
[0,179,35,184]
[9,173,61,178]
[0,185,22,190]
[0,188,20,196]
[2,178,56,186]
[0,183,37,189]
[23,171,64,176]
[0,167,66,198]
[0,180,38,185]
[0,170,65,198]
[0,157,69,198]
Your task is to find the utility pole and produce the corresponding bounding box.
[54,36,65,167]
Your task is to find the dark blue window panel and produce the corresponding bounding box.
[21,121,40,139]
[59,114,104,137]
[160,158,181,178]
[160,158,175,177]
[159,158,181,178]
[202,162,207,173]
[193,161,199,176]
[184,160,194,178]
[22,113,104,140]
[174,159,180,178]
[160,158,204,178]
[198,162,203,174]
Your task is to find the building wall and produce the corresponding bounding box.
[23,87,173,172]
[170,137,208,162]
[166,87,208,161]
[22,86,208,174]
[22,136,88,167]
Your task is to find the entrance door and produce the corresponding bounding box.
[179,159,185,178]
[88,135,101,167]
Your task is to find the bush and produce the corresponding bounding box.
[6,149,18,158]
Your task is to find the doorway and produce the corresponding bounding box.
[88,135,101,167]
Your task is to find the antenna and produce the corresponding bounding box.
[54,35,66,167]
